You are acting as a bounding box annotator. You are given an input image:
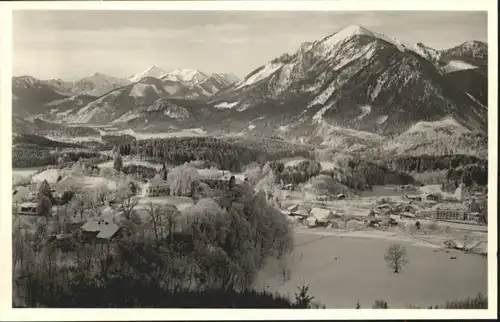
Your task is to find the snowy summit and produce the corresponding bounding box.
[129,65,168,82]
[162,68,209,84]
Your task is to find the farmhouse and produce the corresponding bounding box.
[81,217,120,241]
[142,174,170,197]
[309,207,333,224]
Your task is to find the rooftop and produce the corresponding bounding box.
[309,207,332,220]
[81,217,120,239]
[432,204,466,211]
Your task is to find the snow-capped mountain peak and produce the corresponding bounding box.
[163,68,209,84]
[319,24,374,50]
[129,65,168,82]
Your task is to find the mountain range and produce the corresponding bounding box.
[12,24,488,156]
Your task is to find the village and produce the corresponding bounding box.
[12,147,488,258]
[278,182,487,227]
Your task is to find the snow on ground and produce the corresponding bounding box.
[371,78,384,101]
[247,124,256,131]
[319,25,375,54]
[333,42,377,71]
[308,81,336,108]
[56,109,74,117]
[407,43,441,62]
[356,105,371,120]
[312,103,334,122]
[31,169,61,184]
[163,105,190,120]
[278,125,290,132]
[319,24,406,56]
[319,161,336,171]
[214,101,239,109]
[129,83,160,98]
[110,128,207,140]
[442,60,479,73]
[112,111,141,124]
[197,168,224,179]
[129,65,168,82]
[276,63,294,90]
[373,32,407,52]
[136,130,206,140]
[419,184,445,195]
[319,123,383,141]
[235,63,283,89]
[46,135,103,143]
[134,196,194,211]
[163,68,208,84]
[259,229,486,309]
[405,117,470,134]
[58,176,118,190]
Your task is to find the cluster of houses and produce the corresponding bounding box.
[282,205,335,227]
[404,184,486,223]
[14,165,249,244]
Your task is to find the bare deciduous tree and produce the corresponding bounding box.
[372,300,389,309]
[117,193,139,220]
[384,244,409,273]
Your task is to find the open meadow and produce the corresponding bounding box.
[257,231,488,308]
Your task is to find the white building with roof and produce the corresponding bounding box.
[142,174,170,197]
[308,207,333,225]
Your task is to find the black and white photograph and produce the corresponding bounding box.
[0,0,497,319]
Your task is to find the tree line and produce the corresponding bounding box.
[110,136,312,173]
[12,147,104,168]
[384,154,487,175]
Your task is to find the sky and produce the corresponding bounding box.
[13,10,487,80]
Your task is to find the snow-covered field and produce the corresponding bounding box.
[214,101,239,109]
[12,167,43,181]
[102,128,208,140]
[319,161,336,171]
[442,60,479,73]
[31,169,62,184]
[134,195,194,212]
[257,231,487,308]
[46,135,103,143]
[58,176,118,190]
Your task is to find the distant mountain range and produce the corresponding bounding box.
[12,24,488,156]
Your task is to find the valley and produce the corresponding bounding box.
[10,21,489,309]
